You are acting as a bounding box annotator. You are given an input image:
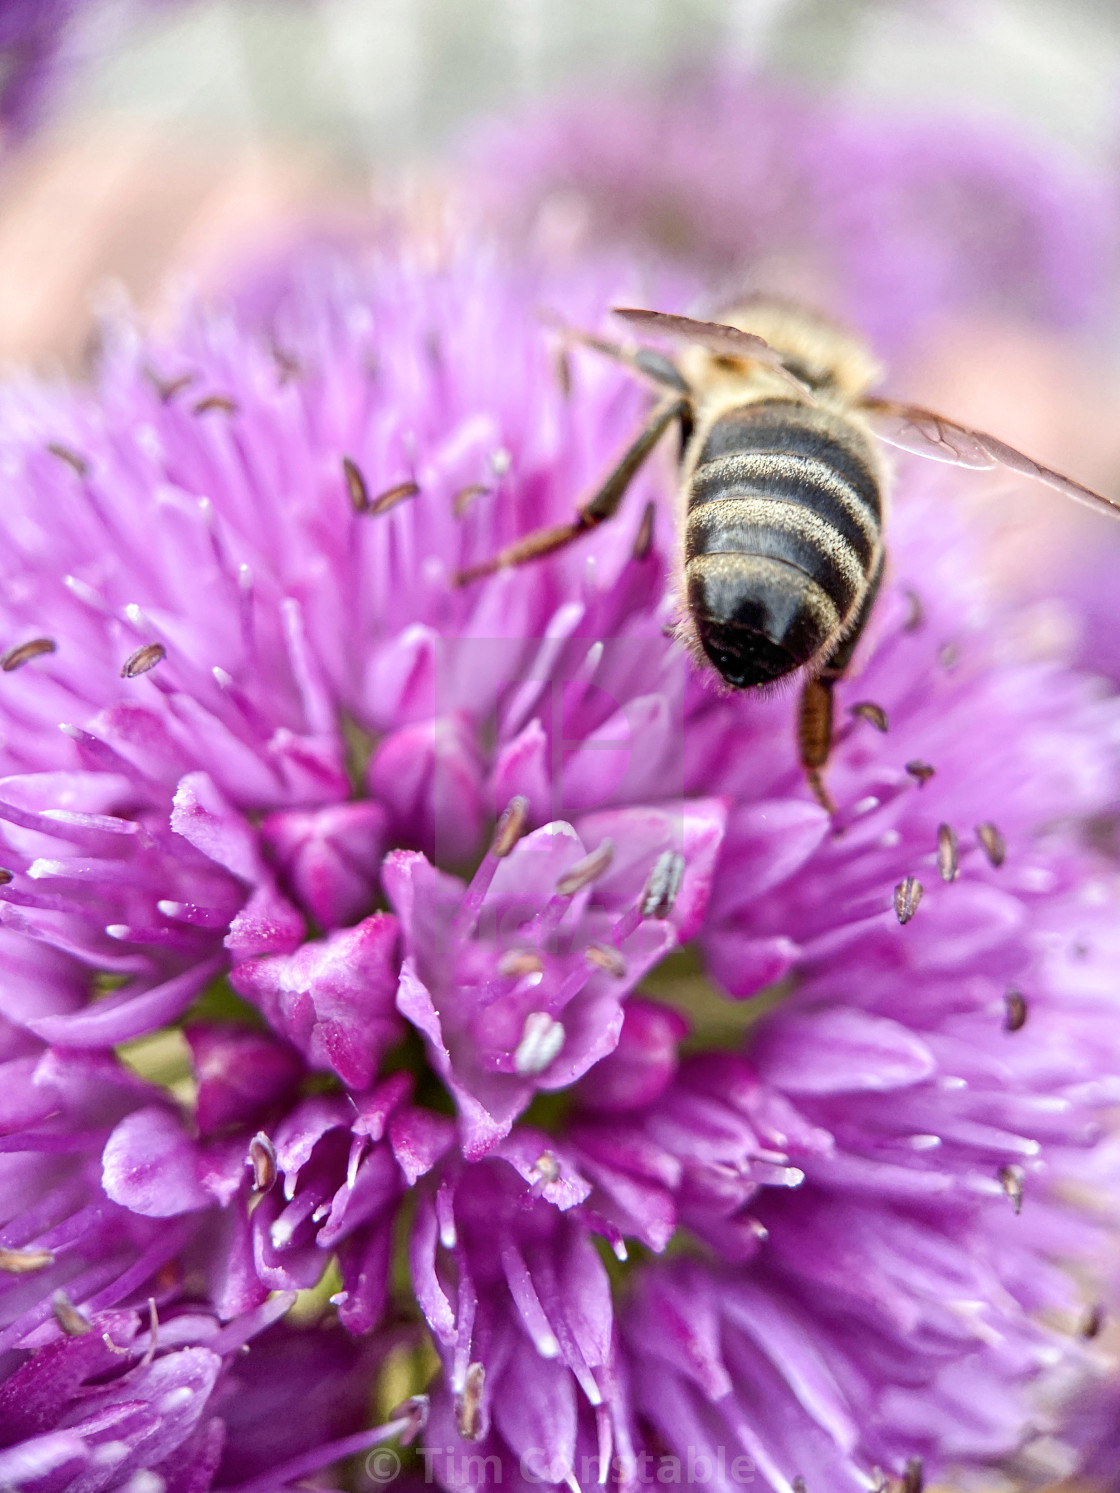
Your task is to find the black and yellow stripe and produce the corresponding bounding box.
[684,399,882,687]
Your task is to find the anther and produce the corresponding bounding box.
[976,822,1006,868]
[455,1361,486,1441]
[936,824,958,882]
[1081,1302,1105,1339]
[491,797,529,858]
[390,1394,430,1445]
[585,942,627,979]
[192,394,238,415]
[998,1163,1024,1215]
[47,442,89,476]
[141,1296,160,1367]
[533,1151,561,1184]
[370,480,421,516]
[1,637,56,672]
[556,839,614,897]
[851,701,889,732]
[271,346,301,382]
[0,869,11,885]
[642,850,685,919]
[52,1290,92,1336]
[938,642,959,670]
[903,1457,924,1493]
[498,949,545,979]
[905,760,935,785]
[0,1245,53,1273]
[902,590,923,631]
[632,500,656,561]
[792,1480,807,1493]
[1004,989,1027,1033]
[248,1131,277,1193]
[121,642,166,679]
[342,456,369,512]
[514,1013,565,1076]
[453,483,489,518]
[894,876,923,925]
[144,367,194,402]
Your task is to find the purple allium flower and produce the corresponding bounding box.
[0,235,1118,1491]
[470,67,1116,361]
[0,1291,416,1490]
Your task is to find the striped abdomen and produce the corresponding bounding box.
[683,399,883,687]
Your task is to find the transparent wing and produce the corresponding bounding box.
[612,307,814,398]
[863,396,1120,522]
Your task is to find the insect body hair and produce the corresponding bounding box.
[671,304,888,694]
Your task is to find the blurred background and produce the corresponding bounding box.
[3,0,1118,364]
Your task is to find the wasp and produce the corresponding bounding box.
[458,302,1119,809]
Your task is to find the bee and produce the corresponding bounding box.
[457,302,1120,809]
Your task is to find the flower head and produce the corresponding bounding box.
[0,231,1117,1491]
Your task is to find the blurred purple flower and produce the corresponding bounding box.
[470,67,1116,360]
[0,0,219,143]
[0,233,1117,1493]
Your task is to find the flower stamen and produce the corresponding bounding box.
[0,1245,53,1273]
[851,701,889,731]
[936,823,958,882]
[498,949,545,978]
[248,1131,277,1193]
[1080,1302,1104,1338]
[501,1239,561,1358]
[642,850,684,919]
[585,942,626,978]
[192,393,238,415]
[454,797,531,937]
[1,637,56,671]
[390,1394,430,1444]
[532,1151,560,1184]
[556,839,614,897]
[1004,990,1027,1032]
[121,643,166,679]
[453,483,489,517]
[52,1290,92,1337]
[514,1012,565,1075]
[342,455,369,512]
[894,876,923,924]
[46,441,89,476]
[492,796,530,859]
[998,1164,1025,1214]
[141,1296,160,1367]
[369,481,421,517]
[976,822,1006,867]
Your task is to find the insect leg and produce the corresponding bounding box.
[456,395,688,585]
[797,552,885,812]
[542,314,691,395]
